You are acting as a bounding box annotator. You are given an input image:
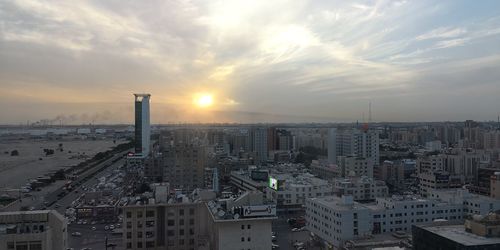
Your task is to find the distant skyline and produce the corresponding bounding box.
[1,0,500,124]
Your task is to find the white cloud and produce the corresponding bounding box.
[416,27,467,40]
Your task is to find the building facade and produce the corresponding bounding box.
[0,210,67,250]
[134,94,151,157]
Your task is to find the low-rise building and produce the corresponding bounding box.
[338,156,374,178]
[332,176,388,201]
[309,160,340,179]
[122,190,275,250]
[229,169,268,192]
[413,214,500,250]
[266,173,332,213]
[306,190,496,249]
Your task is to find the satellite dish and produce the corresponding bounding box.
[233,213,240,219]
[211,208,218,214]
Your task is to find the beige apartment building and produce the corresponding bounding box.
[0,210,67,250]
[123,191,275,250]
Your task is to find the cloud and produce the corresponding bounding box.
[416,27,467,41]
[0,0,500,123]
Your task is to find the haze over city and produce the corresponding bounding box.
[1,0,500,124]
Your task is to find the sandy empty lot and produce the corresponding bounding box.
[0,138,126,189]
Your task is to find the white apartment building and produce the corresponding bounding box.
[306,189,500,249]
[336,129,380,166]
[205,192,276,250]
[266,173,332,212]
[306,196,371,249]
[418,171,463,196]
[417,149,490,196]
[0,210,67,250]
[428,189,500,215]
[332,176,388,201]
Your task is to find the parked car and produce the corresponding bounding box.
[71,232,82,237]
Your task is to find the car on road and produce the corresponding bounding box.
[291,227,302,232]
[91,226,96,231]
[272,243,280,249]
[104,225,109,230]
[71,232,82,237]
[272,235,277,242]
[109,225,115,230]
[293,242,304,249]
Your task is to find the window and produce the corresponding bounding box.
[137,211,143,218]
[137,242,143,248]
[247,224,251,229]
[241,225,245,230]
[138,232,143,238]
[167,230,175,236]
[146,210,155,217]
[168,220,175,226]
[189,208,195,215]
[241,237,245,242]
[180,209,184,216]
[127,242,132,249]
[127,212,132,218]
[127,232,132,239]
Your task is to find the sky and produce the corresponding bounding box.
[1,0,500,124]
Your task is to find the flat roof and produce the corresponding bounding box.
[311,196,366,211]
[420,224,500,246]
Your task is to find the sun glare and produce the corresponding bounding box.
[194,94,214,108]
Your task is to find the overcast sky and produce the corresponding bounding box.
[1,0,500,124]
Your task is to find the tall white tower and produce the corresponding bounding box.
[134,94,151,157]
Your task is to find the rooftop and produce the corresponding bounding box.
[419,224,500,246]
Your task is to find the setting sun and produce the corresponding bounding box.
[194,94,214,108]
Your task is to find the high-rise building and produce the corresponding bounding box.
[250,127,268,164]
[329,128,380,165]
[134,94,151,157]
[0,210,67,250]
[161,144,207,192]
[327,128,337,164]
